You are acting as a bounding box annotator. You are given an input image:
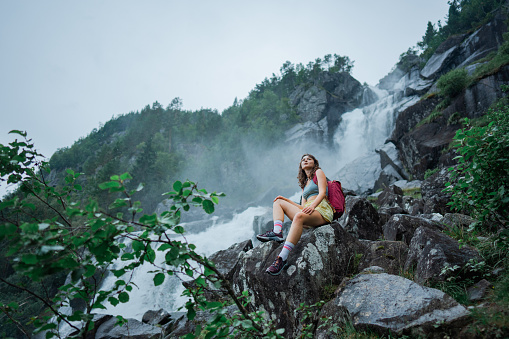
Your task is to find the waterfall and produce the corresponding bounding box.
[93,206,270,320]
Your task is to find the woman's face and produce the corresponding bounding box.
[301,155,315,169]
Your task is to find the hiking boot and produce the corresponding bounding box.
[256,230,284,243]
[266,256,287,276]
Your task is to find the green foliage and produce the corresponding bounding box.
[445,99,509,227]
[417,0,504,63]
[0,133,297,338]
[471,40,509,81]
[424,168,440,180]
[436,68,469,99]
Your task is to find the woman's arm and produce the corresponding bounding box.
[302,169,327,215]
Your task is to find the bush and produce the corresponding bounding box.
[445,99,509,227]
[436,68,469,99]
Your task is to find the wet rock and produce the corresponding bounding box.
[318,273,470,336]
[421,34,467,80]
[208,239,253,281]
[338,196,382,240]
[404,226,481,284]
[95,317,161,339]
[336,151,382,196]
[383,214,443,245]
[142,309,172,326]
[421,168,454,215]
[467,279,493,302]
[358,240,408,275]
[230,223,363,337]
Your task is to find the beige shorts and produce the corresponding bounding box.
[304,196,334,223]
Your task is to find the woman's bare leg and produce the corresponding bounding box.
[273,199,302,222]
[286,211,326,245]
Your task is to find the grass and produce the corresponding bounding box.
[401,187,421,200]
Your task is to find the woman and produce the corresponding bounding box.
[256,154,334,275]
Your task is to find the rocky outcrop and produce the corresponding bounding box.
[383,214,444,245]
[288,71,370,143]
[337,196,381,240]
[317,273,470,337]
[405,226,481,284]
[392,10,509,179]
[230,223,363,337]
[94,317,162,339]
[357,240,408,275]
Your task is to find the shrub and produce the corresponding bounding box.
[436,68,469,99]
[445,99,509,228]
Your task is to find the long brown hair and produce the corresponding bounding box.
[297,154,320,189]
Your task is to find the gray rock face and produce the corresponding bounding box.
[289,71,365,143]
[338,196,381,240]
[336,151,382,196]
[95,317,161,339]
[467,279,493,302]
[421,167,454,215]
[404,226,481,284]
[358,240,408,275]
[383,214,443,246]
[208,239,253,281]
[318,273,469,336]
[230,224,363,337]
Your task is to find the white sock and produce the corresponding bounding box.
[273,220,283,234]
[279,241,295,261]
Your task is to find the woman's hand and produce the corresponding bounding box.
[273,195,286,202]
[301,205,315,215]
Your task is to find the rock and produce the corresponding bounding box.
[317,273,470,336]
[65,314,113,339]
[404,226,481,284]
[208,239,253,281]
[166,307,237,338]
[376,142,409,180]
[420,34,467,79]
[284,120,326,145]
[359,266,386,274]
[338,196,382,240]
[377,185,404,209]
[335,151,382,196]
[393,179,422,191]
[441,213,475,229]
[95,317,162,339]
[383,214,444,246]
[289,71,364,143]
[358,240,408,275]
[230,223,364,337]
[421,168,454,214]
[378,206,408,226]
[142,309,172,326]
[467,279,493,302]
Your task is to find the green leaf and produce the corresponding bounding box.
[202,200,214,214]
[120,173,132,181]
[118,292,130,303]
[174,225,185,234]
[99,181,121,190]
[9,130,27,137]
[22,254,38,264]
[173,181,183,192]
[0,224,17,236]
[154,273,165,286]
[108,297,120,306]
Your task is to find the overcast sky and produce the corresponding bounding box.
[1,0,450,192]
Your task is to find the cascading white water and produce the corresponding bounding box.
[93,206,270,320]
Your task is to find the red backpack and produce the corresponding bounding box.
[313,174,345,220]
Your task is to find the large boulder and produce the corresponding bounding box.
[338,196,382,240]
[421,167,455,215]
[94,317,162,339]
[404,226,481,284]
[208,239,253,281]
[357,240,409,275]
[230,223,363,337]
[317,273,470,337]
[383,214,443,245]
